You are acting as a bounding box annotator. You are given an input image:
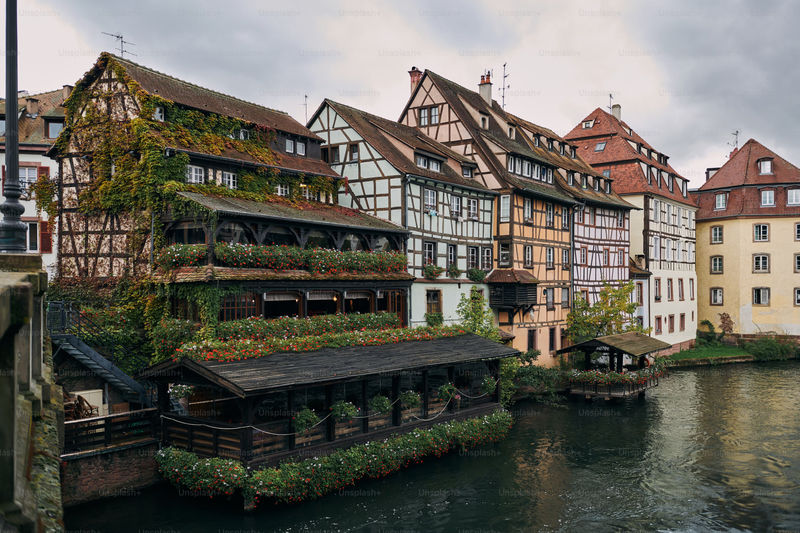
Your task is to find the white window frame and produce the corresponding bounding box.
[594,141,606,152]
[524,245,533,267]
[153,106,165,122]
[462,166,473,178]
[753,287,770,306]
[429,159,441,172]
[758,159,773,174]
[754,224,769,242]
[450,195,462,218]
[285,139,295,153]
[424,188,437,211]
[423,241,436,265]
[711,256,723,273]
[419,107,429,127]
[761,189,774,206]
[523,198,533,221]
[467,198,479,220]
[416,154,428,169]
[546,247,554,269]
[430,106,439,125]
[185,165,204,184]
[795,288,800,306]
[276,183,290,197]
[711,288,723,305]
[296,141,306,156]
[582,120,593,129]
[499,195,510,222]
[787,189,800,206]
[715,193,727,210]
[653,200,660,223]
[711,226,723,244]
[753,254,769,272]
[18,166,38,193]
[222,171,237,190]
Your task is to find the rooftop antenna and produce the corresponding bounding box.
[102,32,137,57]
[727,129,740,151]
[607,93,614,112]
[501,62,511,109]
[303,94,308,123]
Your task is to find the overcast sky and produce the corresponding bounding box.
[4,0,798,187]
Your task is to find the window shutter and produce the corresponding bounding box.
[40,220,53,254]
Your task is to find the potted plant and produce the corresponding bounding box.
[438,382,461,402]
[293,406,320,434]
[466,268,486,283]
[330,400,359,422]
[368,394,392,415]
[399,390,421,409]
[423,264,445,280]
[480,376,496,396]
[447,263,462,279]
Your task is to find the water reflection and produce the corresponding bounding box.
[66,362,800,532]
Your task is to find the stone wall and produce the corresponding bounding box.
[61,442,161,507]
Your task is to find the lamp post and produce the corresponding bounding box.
[0,0,26,252]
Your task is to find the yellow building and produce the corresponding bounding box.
[693,139,800,336]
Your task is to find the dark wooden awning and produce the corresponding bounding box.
[555,332,670,357]
[141,333,519,398]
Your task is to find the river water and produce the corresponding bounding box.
[65,362,800,532]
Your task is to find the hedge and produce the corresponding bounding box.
[150,318,202,363]
[155,244,207,270]
[155,411,513,506]
[176,326,468,362]
[215,312,401,341]
[212,243,407,274]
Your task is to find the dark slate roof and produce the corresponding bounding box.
[108,53,320,140]
[319,100,492,193]
[0,89,66,146]
[556,332,670,357]
[142,333,519,397]
[177,191,406,233]
[486,269,538,284]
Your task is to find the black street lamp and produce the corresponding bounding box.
[0,0,26,252]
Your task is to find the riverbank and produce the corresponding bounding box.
[666,344,799,368]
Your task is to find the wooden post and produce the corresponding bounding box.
[287,389,296,450]
[324,385,334,441]
[421,370,429,417]
[391,376,400,426]
[239,398,254,463]
[361,379,368,434]
[491,360,501,404]
[157,382,169,413]
[104,416,112,447]
[447,366,455,413]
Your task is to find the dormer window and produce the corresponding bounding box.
[594,142,606,152]
[637,144,643,153]
[761,189,775,206]
[602,169,610,177]
[222,171,237,190]
[480,115,488,129]
[715,192,727,210]
[45,120,64,139]
[570,146,576,158]
[582,120,593,129]
[507,125,514,138]
[581,175,588,188]
[153,106,165,122]
[462,166,473,178]
[534,136,540,147]
[296,141,306,156]
[416,154,441,172]
[594,178,600,191]
[605,181,611,193]
[758,159,773,174]
[286,139,295,153]
[522,160,532,177]
[185,165,204,184]
[559,143,565,156]
[548,139,554,151]
[236,128,250,141]
[568,172,574,186]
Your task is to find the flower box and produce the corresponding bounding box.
[334,418,362,439]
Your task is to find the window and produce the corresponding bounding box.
[462,166,473,178]
[499,195,510,222]
[562,208,569,230]
[795,288,800,306]
[581,175,588,188]
[0,117,4,135]
[296,141,306,156]
[668,315,675,333]
[424,189,437,211]
[524,198,533,221]
[430,106,439,125]
[467,198,479,220]
[222,171,237,190]
[416,154,427,168]
[429,159,441,172]
[582,120,593,129]
[594,142,606,152]
[711,256,723,273]
[754,224,769,241]
[27,222,38,251]
[667,278,673,301]
[679,313,685,332]
[753,287,770,306]
[447,244,457,267]
[653,199,660,223]
[568,172,575,186]
[602,249,609,266]
[655,316,662,334]
[545,203,554,227]
[715,193,727,210]
[761,190,774,206]
[654,278,662,301]
[758,159,773,174]
[423,241,437,265]
[18,167,37,193]
[527,329,537,350]
[45,120,64,139]
[797,223,800,241]
[426,290,442,314]
[545,288,555,310]
[603,169,611,178]
[562,249,570,270]
[524,245,533,268]
[220,292,260,321]
[594,178,600,191]
[587,207,594,226]
[153,106,165,121]
[665,238,672,261]
[635,282,644,305]
[579,247,587,265]
[711,226,723,244]
[653,236,660,260]
[450,195,462,218]
[617,210,624,228]
[301,184,319,201]
[419,107,429,127]
[185,165,204,184]
[795,254,800,273]
[678,279,684,300]
[576,208,583,223]
[689,278,695,300]
[499,243,511,267]
[571,147,577,158]
[522,160,531,177]
[468,246,479,269]
[286,139,295,153]
[710,288,723,305]
[786,189,800,206]
[546,247,554,269]
[482,247,492,270]
[348,143,359,161]
[508,126,514,138]
[480,116,487,129]
[618,249,624,266]
[753,254,769,272]
[276,183,290,197]
[562,288,570,308]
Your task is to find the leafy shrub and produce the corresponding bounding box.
[745,336,798,361]
[212,243,407,274]
[215,312,401,341]
[368,395,392,415]
[151,318,201,363]
[466,268,486,283]
[155,244,207,270]
[423,264,445,279]
[330,400,359,421]
[294,407,321,434]
[437,383,459,401]
[155,447,246,497]
[480,376,497,396]
[398,390,421,409]
[424,312,443,327]
[447,263,463,278]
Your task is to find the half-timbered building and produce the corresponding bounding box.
[398,69,577,362]
[508,114,634,306]
[308,99,496,327]
[565,105,697,352]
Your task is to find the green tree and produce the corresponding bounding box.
[565,281,648,343]
[456,286,501,341]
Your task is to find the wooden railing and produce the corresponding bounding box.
[569,376,660,398]
[62,408,159,454]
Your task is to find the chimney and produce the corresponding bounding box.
[62,84,73,102]
[26,97,39,117]
[705,167,720,181]
[611,103,621,120]
[408,66,423,94]
[729,147,738,159]
[479,71,492,105]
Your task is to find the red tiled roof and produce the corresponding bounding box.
[699,138,800,190]
[486,269,538,284]
[564,107,695,207]
[0,89,66,146]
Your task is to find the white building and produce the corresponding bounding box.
[309,99,496,327]
[1,87,70,276]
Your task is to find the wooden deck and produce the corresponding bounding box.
[62,408,160,457]
[569,376,660,400]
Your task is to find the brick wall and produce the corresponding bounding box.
[61,442,161,506]
[653,338,695,357]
